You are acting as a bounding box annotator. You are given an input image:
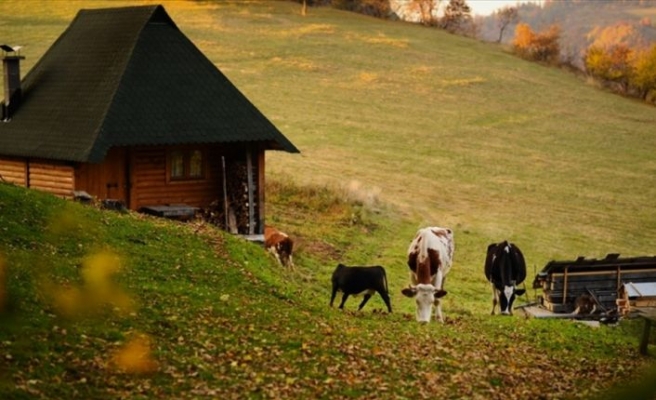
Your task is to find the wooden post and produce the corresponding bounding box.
[221,156,229,231]
[640,318,652,355]
[563,267,568,305]
[246,147,255,235]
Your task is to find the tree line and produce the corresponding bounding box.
[510,12,656,104]
[294,0,656,105]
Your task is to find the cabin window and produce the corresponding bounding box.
[170,151,185,179]
[189,150,203,178]
[168,149,204,181]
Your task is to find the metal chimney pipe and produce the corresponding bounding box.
[2,45,25,121]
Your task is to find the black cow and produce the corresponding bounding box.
[485,241,527,315]
[330,264,392,313]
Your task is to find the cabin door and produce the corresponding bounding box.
[103,148,128,204]
[75,147,130,206]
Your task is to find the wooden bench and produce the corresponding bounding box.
[139,204,198,220]
[635,307,656,355]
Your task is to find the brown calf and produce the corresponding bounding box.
[264,226,294,269]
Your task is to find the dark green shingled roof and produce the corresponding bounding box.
[0,5,299,163]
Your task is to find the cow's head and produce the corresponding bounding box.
[498,282,525,315]
[401,284,447,323]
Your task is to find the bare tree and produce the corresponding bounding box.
[496,6,519,43]
[441,0,472,34]
[409,0,442,26]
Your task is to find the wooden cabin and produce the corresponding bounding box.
[0,5,299,236]
[533,254,656,313]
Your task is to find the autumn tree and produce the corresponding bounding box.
[587,22,645,51]
[441,0,472,34]
[629,44,656,101]
[495,6,518,43]
[585,45,633,93]
[512,23,561,64]
[584,23,645,94]
[407,0,442,26]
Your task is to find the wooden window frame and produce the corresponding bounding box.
[166,148,206,182]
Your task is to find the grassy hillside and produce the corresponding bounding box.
[0,182,652,399]
[1,0,655,398]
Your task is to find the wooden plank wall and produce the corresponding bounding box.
[29,161,75,199]
[0,157,74,198]
[131,146,222,210]
[0,157,27,186]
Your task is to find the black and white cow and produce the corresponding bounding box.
[402,227,454,323]
[330,264,392,313]
[485,241,527,315]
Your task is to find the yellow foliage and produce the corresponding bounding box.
[81,250,122,288]
[587,22,644,51]
[630,44,656,94]
[512,23,560,64]
[40,249,134,318]
[111,334,158,374]
[51,286,83,318]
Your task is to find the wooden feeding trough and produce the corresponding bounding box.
[532,254,656,314]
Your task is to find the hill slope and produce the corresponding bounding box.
[0,181,653,399]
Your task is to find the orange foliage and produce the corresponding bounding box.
[512,23,561,64]
[585,45,632,84]
[630,44,656,99]
[587,22,645,51]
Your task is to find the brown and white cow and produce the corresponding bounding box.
[402,226,454,323]
[264,226,294,269]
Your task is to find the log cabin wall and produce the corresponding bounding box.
[2,143,267,237]
[0,157,74,198]
[130,145,223,211]
[0,157,27,186]
[29,161,75,198]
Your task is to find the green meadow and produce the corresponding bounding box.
[1,1,655,398]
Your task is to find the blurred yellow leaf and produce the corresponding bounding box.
[111,334,158,374]
[52,286,83,317]
[81,250,121,288]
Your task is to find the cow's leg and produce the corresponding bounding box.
[358,292,373,311]
[330,285,339,307]
[269,247,282,266]
[378,289,392,313]
[434,298,444,323]
[434,270,445,323]
[338,293,350,309]
[491,284,499,315]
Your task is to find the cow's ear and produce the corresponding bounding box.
[515,289,526,296]
[401,287,417,298]
[434,289,447,298]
